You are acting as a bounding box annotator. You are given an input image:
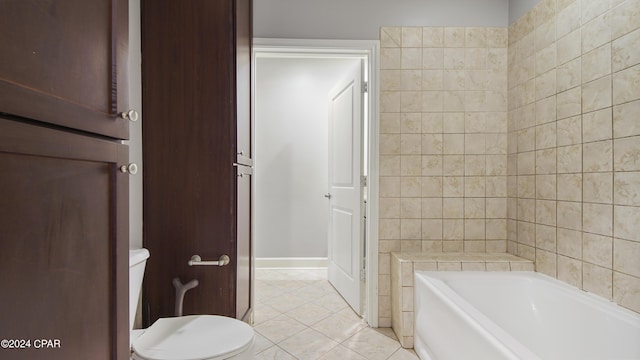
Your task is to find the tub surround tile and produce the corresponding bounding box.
[613,238,640,277]
[582,108,613,143]
[381,27,402,48]
[402,27,423,48]
[612,28,640,72]
[614,271,640,313]
[613,64,640,105]
[613,100,640,138]
[381,14,640,328]
[507,1,640,317]
[582,76,612,113]
[582,13,612,54]
[610,0,640,40]
[558,255,583,288]
[583,233,614,268]
[614,172,640,206]
[557,0,581,38]
[583,263,614,300]
[422,27,444,48]
[557,29,582,65]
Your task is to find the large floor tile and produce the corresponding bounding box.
[341,327,401,360]
[318,344,368,360]
[254,269,420,360]
[253,314,308,344]
[278,328,339,360]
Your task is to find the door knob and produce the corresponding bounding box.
[119,109,139,122]
[324,193,332,199]
[119,163,138,175]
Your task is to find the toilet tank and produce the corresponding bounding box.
[129,248,150,330]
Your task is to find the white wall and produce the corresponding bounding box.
[128,0,143,249]
[254,57,361,258]
[254,0,510,40]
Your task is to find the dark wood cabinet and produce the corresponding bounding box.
[0,1,131,359]
[0,117,130,360]
[0,0,130,140]
[141,0,253,322]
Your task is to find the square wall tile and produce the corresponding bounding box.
[423,27,444,47]
[614,172,640,206]
[583,172,613,204]
[583,233,613,268]
[614,271,640,313]
[613,100,640,138]
[583,203,613,236]
[582,108,612,143]
[582,44,611,83]
[582,13,611,54]
[610,0,640,40]
[583,262,613,300]
[582,76,612,113]
[557,228,583,259]
[583,140,613,172]
[613,64,640,105]
[612,28,640,72]
[613,238,640,277]
[614,136,640,171]
[558,255,583,288]
[614,205,640,241]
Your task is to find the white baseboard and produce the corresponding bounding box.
[255,257,328,269]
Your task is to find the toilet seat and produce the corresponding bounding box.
[132,315,254,360]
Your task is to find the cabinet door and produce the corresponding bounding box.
[0,118,130,360]
[142,0,238,321]
[0,0,130,139]
[236,165,252,321]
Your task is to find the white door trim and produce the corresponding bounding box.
[252,38,380,327]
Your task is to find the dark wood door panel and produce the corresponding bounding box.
[142,0,237,321]
[0,0,130,139]
[0,118,129,360]
[142,0,253,323]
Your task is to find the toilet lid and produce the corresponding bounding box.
[132,315,254,360]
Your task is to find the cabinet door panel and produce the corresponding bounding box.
[142,0,236,321]
[0,118,129,360]
[0,0,129,139]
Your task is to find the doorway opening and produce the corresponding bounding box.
[252,39,380,326]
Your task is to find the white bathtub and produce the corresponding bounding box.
[414,271,640,360]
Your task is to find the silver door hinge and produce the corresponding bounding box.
[361,175,367,187]
[360,268,366,281]
[363,81,368,93]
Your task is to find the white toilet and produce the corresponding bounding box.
[129,249,255,360]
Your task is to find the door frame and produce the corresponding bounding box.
[252,38,380,326]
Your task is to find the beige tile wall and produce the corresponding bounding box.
[507,0,640,314]
[378,26,509,326]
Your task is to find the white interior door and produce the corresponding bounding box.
[327,62,363,314]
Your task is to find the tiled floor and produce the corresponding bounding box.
[253,268,419,360]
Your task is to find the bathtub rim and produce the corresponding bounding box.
[414,271,541,360]
[414,271,640,360]
[418,271,640,326]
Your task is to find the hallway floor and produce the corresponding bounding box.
[253,268,419,360]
